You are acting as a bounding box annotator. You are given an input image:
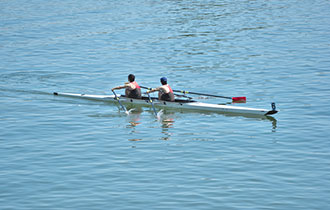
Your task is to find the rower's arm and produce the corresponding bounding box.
[111,83,130,91]
[147,87,161,93]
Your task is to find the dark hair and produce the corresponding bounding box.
[128,74,135,82]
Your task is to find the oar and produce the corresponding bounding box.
[147,92,159,118]
[139,86,246,102]
[173,90,246,102]
[140,85,152,91]
[112,90,129,114]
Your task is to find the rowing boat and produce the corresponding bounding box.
[53,92,278,116]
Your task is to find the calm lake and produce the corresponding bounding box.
[1,0,330,209]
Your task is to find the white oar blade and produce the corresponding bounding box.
[126,108,135,115]
[157,109,164,120]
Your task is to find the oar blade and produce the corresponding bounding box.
[157,109,164,120]
[232,97,246,103]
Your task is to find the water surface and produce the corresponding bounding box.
[1,0,330,209]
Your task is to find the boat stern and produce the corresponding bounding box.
[265,103,278,115]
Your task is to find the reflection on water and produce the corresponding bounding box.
[161,120,174,141]
[160,111,176,141]
[124,106,277,141]
[125,108,177,141]
[126,107,143,130]
[267,116,277,132]
[126,109,143,143]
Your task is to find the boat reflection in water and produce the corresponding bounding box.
[124,105,278,140]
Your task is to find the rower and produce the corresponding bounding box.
[111,74,142,99]
[146,77,175,102]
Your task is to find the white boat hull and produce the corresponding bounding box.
[53,92,278,116]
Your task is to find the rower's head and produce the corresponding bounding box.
[128,74,135,82]
[160,77,167,85]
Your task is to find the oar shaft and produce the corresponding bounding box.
[112,90,127,112]
[140,85,245,101]
[172,89,232,99]
[147,93,158,117]
[140,85,152,90]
